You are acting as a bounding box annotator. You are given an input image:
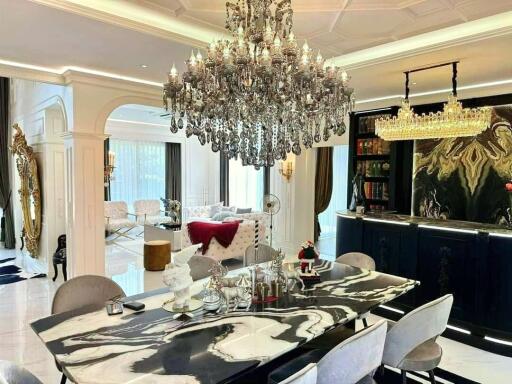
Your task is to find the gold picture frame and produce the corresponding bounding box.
[11,124,42,257]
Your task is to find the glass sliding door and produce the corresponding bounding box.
[109,139,166,210]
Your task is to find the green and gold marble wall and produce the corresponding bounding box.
[412,105,512,226]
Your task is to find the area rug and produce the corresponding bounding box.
[0,257,46,285]
[375,366,481,384]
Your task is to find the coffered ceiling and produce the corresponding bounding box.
[138,0,512,56]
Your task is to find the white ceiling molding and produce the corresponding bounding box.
[28,0,228,47]
[326,11,512,69]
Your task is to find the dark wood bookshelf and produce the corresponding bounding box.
[347,106,413,214]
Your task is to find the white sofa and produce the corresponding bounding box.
[181,218,266,262]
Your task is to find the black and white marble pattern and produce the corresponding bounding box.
[31,261,417,384]
[0,257,46,285]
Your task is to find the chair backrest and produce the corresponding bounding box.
[244,243,278,266]
[317,320,387,384]
[133,200,160,216]
[104,201,129,219]
[336,252,376,271]
[278,363,317,384]
[52,275,126,314]
[383,294,453,368]
[0,360,43,384]
[188,255,217,281]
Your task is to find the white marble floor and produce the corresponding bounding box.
[1,236,511,383]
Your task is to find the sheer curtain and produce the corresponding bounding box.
[318,145,349,238]
[229,159,264,210]
[110,139,166,210]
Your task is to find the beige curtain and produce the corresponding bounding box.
[314,147,333,242]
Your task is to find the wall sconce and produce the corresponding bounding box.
[104,150,116,186]
[279,159,293,182]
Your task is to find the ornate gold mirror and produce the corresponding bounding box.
[11,124,41,257]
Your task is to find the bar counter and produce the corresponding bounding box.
[336,210,512,356]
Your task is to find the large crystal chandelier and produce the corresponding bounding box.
[375,62,491,141]
[163,0,355,168]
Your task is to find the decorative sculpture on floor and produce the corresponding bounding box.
[162,243,202,315]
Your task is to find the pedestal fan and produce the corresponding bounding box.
[262,194,280,248]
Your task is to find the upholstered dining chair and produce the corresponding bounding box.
[336,252,376,327]
[244,244,278,266]
[0,361,43,384]
[382,294,453,384]
[277,363,317,384]
[336,252,376,271]
[268,320,388,384]
[188,255,217,281]
[52,275,126,383]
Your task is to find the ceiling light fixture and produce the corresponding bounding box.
[162,0,354,168]
[141,64,148,68]
[375,62,492,141]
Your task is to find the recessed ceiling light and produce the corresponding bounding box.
[412,82,417,85]
[141,64,148,68]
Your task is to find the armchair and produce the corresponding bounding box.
[134,200,177,226]
[104,201,136,242]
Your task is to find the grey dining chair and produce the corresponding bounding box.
[244,244,278,266]
[316,319,387,384]
[0,361,43,384]
[336,252,376,271]
[269,320,387,384]
[188,255,217,281]
[52,275,126,384]
[336,252,376,327]
[382,294,454,384]
[277,363,317,384]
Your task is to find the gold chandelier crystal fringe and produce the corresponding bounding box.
[376,96,492,141]
[375,62,492,141]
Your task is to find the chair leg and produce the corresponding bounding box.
[60,373,67,384]
[362,317,369,328]
[401,370,407,384]
[62,260,67,282]
[52,262,58,282]
[428,370,436,384]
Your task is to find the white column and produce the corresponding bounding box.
[63,132,106,277]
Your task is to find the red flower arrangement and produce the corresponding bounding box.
[298,240,319,273]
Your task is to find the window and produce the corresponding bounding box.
[318,145,349,238]
[228,159,264,210]
[109,139,166,210]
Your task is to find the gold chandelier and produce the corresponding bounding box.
[376,62,491,141]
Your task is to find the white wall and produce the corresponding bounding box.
[9,79,69,274]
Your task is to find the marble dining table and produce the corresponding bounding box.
[31,260,418,384]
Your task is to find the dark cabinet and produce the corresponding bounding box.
[336,214,512,339]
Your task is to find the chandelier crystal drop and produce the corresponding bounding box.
[163,0,355,168]
[375,62,491,141]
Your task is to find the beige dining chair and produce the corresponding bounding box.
[382,294,453,384]
[188,255,217,281]
[269,320,387,384]
[316,319,387,384]
[244,244,278,266]
[52,275,126,383]
[336,252,376,327]
[277,363,317,384]
[0,361,43,384]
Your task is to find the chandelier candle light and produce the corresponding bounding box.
[163,0,355,168]
[375,62,492,141]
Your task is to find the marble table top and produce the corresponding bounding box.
[31,261,417,384]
